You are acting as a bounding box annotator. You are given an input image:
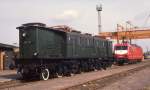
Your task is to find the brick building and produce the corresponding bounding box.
[0,43,18,70]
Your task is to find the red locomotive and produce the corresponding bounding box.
[114,43,143,65]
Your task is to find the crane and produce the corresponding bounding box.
[99,22,150,43]
[143,14,150,27]
[99,28,150,39]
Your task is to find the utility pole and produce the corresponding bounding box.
[96,4,102,34]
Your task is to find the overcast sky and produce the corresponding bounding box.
[0,0,150,51]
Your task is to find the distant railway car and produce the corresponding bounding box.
[16,23,114,80]
[144,52,150,59]
[114,43,143,65]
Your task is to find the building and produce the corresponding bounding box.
[0,43,18,70]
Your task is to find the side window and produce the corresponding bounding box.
[84,38,86,47]
[68,35,71,41]
[87,39,90,46]
[100,41,103,48]
[75,36,77,45]
[78,37,81,45]
[68,35,72,44]
[90,39,92,47]
[99,40,101,48]
[96,40,99,47]
[94,39,96,47]
[96,40,99,46]
[102,41,105,47]
[70,35,74,44]
[81,37,83,46]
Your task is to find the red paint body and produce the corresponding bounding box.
[114,43,143,64]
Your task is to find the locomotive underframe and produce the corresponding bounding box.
[16,57,113,79]
[115,58,142,65]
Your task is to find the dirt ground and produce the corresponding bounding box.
[99,67,150,90]
[143,86,150,90]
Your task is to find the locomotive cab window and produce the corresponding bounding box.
[115,46,128,50]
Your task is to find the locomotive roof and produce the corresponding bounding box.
[17,23,110,41]
[0,43,17,50]
[17,23,67,33]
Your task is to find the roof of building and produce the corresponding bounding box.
[0,43,18,50]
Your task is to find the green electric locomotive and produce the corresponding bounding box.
[16,23,113,80]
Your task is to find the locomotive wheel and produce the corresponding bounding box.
[56,66,63,77]
[17,68,31,80]
[95,60,101,70]
[118,62,124,66]
[109,60,113,67]
[40,68,50,80]
[101,62,106,70]
[71,63,80,74]
[17,71,25,80]
[96,63,101,70]
[63,66,71,76]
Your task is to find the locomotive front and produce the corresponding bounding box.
[16,23,66,80]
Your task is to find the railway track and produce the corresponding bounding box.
[63,61,150,90]
[0,79,39,89]
[0,60,149,90]
[0,80,22,89]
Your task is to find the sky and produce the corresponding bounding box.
[0,0,150,51]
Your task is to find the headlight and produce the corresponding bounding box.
[34,52,38,56]
[22,33,26,37]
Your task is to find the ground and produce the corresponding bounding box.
[99,67,150,90]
